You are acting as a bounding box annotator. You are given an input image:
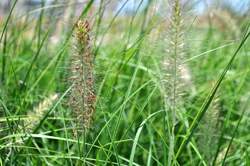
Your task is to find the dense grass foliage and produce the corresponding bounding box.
[0,0,250,165]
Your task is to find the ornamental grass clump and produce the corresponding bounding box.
[69,20,96,133]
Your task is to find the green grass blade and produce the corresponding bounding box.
[129,110,164,166]
[0,0,18,43]
[175,25,250,160]
[221,97,250,165]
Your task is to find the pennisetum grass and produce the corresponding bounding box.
[1,1,250,165]
[197,96,221,164]
[24,94,58,133]
[69,20,96,135]
[175,23,250,163]
[161,0,187,164]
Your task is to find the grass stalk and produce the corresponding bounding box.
[175,25,250,161]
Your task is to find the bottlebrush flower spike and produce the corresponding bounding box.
[69,20,96,133]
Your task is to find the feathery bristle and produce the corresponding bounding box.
[197,96,221,164]
[24,94,58,132]
[162,0,185,110]
[69,20,96,134]
[161,0,187,164]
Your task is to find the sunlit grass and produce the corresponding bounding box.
[0,1,250,165]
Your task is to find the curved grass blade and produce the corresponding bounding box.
[175,25,250,160]
[129,110,164,166]
[221,96,250,166]
[0,0,18,43]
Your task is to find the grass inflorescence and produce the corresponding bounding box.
[0,0,250,165]
[69,20,96,134]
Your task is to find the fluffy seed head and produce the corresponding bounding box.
[24,94,58,132]
[69,20,96,134]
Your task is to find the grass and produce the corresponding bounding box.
[0,0,250,165]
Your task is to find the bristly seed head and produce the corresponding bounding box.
[76,20,90,46]
[69,20,96,135]
[24,94,59,133]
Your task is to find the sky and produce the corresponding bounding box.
[116,0,250,15]
[195,0,250,14]
[1,0,249,16]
